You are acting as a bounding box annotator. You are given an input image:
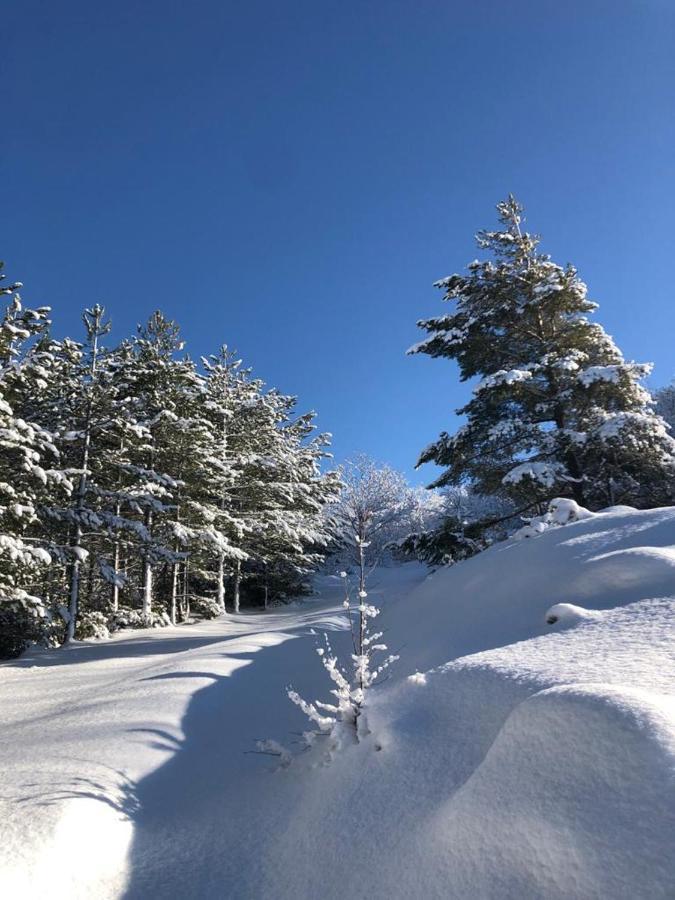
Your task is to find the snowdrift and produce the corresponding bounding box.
[384,503,675,671]
[268,506,675,899]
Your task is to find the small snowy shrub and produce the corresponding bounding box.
[285,538,398,763]
[0,603,60,658]
[190,596,223,620]
[75,610,110,640]
[0,604,37,659]
[109,607,171,631]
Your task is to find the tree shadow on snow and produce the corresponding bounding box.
[121,614,352,900]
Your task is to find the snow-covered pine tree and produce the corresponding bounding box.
[39,307,158,640]
[409,196,675,512]
[40,307,112,641]
[655,381,675,433]
[116,313,189,619]
[250,405,339,607]
[228,384,338,609]
[195,348,253,612]
[153,348,253,622]
[0,267,71,655]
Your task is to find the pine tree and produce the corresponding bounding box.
[228,385,338,609]
[195,349,253,612]
[39,308,154,640]
[410,197,675,512]
[0,267,71,654]
[655,381,675,433]
[0,258,342,653]
[118,313,192,619]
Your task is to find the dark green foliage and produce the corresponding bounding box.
[411,197,675,512]
[1,266,339,655]
[401,521,481,567]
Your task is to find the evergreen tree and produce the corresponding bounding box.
[0,259,342,654]
[229,387,338,608]
[118,313,192,618]
[0,267,70,654]
[655,381,675,433]
[410,197,675,512]
[40,308,153,640]
[195,349,254,612]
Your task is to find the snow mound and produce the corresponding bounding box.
[382,504,675,672]
[544,601,603,626]
[272,595,675,899]
[513,496,594,539]
[266,507,675,899]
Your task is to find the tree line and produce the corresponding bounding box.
[0,271,340,656]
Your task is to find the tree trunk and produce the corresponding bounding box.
[552,399,586,507]
[170,553,179,625]
[357,523,367,692]
[142,559,153,617]
[110,457,124,611]
[565,450,586,506]
[183,558,190,620]
[63,308,104,645]
[142,508,153,617]
[65,536,81,643]
[217,553,226,612]
[233,558,241,614]
[111,536,121,611]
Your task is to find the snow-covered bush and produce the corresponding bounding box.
[0,603,60,659]
[75,610,110,641]
[400,487,515,565]
[190,596,223,620]
[109,607,172,631]
[0,604,40,659]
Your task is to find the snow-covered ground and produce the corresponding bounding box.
[1,506,674,898]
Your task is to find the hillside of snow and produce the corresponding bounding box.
[1,505,674,898]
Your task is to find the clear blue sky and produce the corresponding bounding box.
[3,1,674,484]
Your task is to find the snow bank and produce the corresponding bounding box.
[382,504,675,672]
[268,600,675,899]
[264,506,675,899]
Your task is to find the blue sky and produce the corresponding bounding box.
[3,1,674,484]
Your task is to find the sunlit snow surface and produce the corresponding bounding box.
[1,507,674,898]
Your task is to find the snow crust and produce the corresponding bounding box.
[1,506,674,898]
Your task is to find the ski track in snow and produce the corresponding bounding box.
[1,509,674,898]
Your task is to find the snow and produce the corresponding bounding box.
[2,506,674,898]
[597,409,673,441]
[474,366,533,393]
[502,459,565,488]
[512,497,595,538]
[578,363,622,385]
